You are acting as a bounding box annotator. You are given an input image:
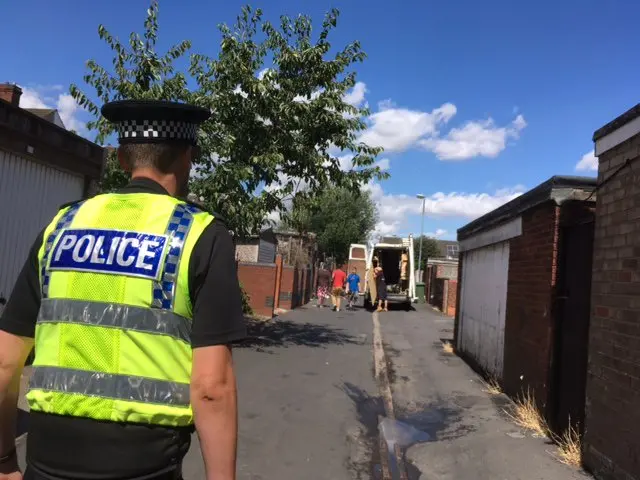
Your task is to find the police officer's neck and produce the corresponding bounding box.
[131,169,182,197]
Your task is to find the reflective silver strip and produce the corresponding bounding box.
[29,366,191,407]
[37,298,191,344]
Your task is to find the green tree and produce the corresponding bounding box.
[414,235,441,270]
[287,187,376,264]
[71,2,387,237]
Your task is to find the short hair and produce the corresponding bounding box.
[118,143,190,173]
[372,260,378,268]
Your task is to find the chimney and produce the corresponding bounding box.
[0,83,23,107]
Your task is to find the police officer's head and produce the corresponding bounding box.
[101,100,211,198]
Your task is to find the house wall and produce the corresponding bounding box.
[502,202,559,408]
[583,134,640,480]
[0,149,85,313]
[237,262,277,318]
[235,242,259,262]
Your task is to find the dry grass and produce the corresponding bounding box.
[502,388,584,469]
[481,377,503,395]
[442,340,455,354]
[555,424,582,468]
[504,388,549,437]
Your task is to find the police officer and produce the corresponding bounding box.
[0,100,246,480]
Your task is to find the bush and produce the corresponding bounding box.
[240,283,253,316]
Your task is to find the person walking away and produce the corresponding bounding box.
[372,259,389,312]
[315,263,331,308]
[331,265,347,312]
[0,100,246,480]
[346,267,361,310]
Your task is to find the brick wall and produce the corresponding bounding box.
[279,266,295,310]
[503,201,559,410]
[446,279,457,316]
[237,262,277,318]
[583,135,640,480]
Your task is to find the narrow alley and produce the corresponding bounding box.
[16,305,590,479]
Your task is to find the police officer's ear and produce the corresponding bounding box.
[117,148,132,173]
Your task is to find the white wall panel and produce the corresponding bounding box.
[0,151,84,313]
[457,241,509,378]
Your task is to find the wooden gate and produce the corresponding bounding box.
[551,209,595,434]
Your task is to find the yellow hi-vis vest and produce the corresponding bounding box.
[26,192,214,427]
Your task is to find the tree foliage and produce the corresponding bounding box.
[71,1,388,238]
[286,187,377,264]
[414,235,441,270]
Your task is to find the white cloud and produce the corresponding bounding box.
[426,229,447,238]
[575,150,598,172]
[19,85,85,134]
[375,158,391,171]
[356,93,526,160]
[343,82,367,107]
[359,102,457,153]
[257,68,271,80]
[20,88,48,109]
[56,93,84,132]
[419,114,527,161]
[365,181,525,237]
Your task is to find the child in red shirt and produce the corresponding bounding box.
[331,265,347,312]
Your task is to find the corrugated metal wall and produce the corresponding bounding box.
[457,241,510,378]
[0,151,84,311]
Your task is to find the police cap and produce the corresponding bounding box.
[101,100,211,146]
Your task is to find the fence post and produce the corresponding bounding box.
[274,254,283,310]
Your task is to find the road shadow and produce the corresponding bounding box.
[238,318,361,351]
[340,382,386,480]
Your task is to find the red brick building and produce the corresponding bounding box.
[583,104,640,480]
[424,258,458,316]
[455,176,596,434]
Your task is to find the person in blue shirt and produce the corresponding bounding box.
[346,267,361,310]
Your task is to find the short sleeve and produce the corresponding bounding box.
[0,230,44,338]
[188,221,247,348]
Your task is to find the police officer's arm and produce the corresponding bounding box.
[188,222,246,480]
[0,232,40,472]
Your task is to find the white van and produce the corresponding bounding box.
[353,235,416,310]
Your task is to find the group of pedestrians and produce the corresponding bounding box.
[315,260,389,312]
[315,264,361,312]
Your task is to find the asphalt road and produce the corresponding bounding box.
[184,305,380,479]
[15,302,592,479]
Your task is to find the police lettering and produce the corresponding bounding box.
[49,229,168,280]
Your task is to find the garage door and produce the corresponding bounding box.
[457,241,509,378]
[0,151,85,313]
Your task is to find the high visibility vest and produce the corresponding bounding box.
[26,192,214,427]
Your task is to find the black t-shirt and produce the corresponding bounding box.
[0,178,247,479]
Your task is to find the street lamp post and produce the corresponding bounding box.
[416,194,426,279]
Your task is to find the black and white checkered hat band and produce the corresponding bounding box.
[117,119,198,142]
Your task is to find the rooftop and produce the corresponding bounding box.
[457,175,597,240]
[593,103,640,141]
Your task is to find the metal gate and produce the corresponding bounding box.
[551,213,595,434]
[0,151,84,312]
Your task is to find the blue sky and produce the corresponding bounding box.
[2,0,638,240]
